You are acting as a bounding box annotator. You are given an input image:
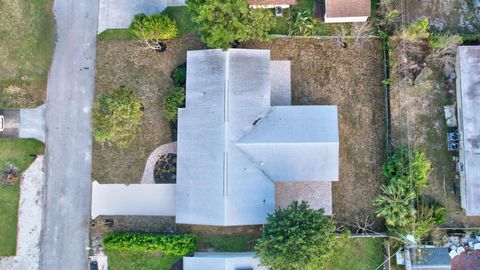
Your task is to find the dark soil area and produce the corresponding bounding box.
[154,153,176,184]
[242,38,386,231]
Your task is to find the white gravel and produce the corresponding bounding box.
[0,156,45,270]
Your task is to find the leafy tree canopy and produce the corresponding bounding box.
[255,201,337,270]
[187,0,274,49]
[93,85,143,147]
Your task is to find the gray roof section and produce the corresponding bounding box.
[270,61,292,106]
[176,49,339,226]
[457,46,480,216]
[183,252,267,270]
[237,106,339,181]
[411,248,451,269]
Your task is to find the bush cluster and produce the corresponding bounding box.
[163,86,185,122]
[93,85,143,147]
[374,147,445,241]
[103,232,196,256]
[129,13,178,40]
[171,64,187,87]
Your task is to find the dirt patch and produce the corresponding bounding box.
[389,0,480,33]
[390,68,480,228]
[242,38,386,230]
[93,34,206,184]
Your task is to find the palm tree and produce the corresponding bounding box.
[374,184,415,227]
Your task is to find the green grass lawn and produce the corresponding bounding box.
[105,250,181,270]
[196,234,257,252]
[0,0,56,107]
[270,12,290,35]
[98,7,194,41]
[0,139,44,256]
[325,237,385,270]
[105,234,257,269]
[161,6,195,36]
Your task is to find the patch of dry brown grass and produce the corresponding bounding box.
[93,34,206,184]
[242,38,386,230]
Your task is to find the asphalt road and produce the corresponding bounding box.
[39,0,98,269]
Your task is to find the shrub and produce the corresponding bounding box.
[171,64,186,87]
[93,86,143,147]
[401,18,430,41]
[383,148,431,195]
[255,201,337,270]
[103,232,196,256]
[289,10,317,36]
[163,87,185,122]
[129,13,177,40]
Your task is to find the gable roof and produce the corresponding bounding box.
[326,0,370,18]
[237,106,339,181]
[176,49,339,226]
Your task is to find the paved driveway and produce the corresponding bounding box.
[0,109,20,138]
[39,0,98,269]
[98,0,185,33]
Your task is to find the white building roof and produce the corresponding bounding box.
[91,181,176,218]
[183,252,267,270]
[457,46,480,216]
[176,49,339,226]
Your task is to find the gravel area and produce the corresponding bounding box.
[0,156,45,270]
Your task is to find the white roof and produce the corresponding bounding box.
[91,181,176,218]
[176,49,339,226]
[183,252,267,270]
[457,46,480,216]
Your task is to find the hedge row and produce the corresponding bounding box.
[103,232,196,256]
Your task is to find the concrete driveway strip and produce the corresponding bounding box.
[39,0,98,269]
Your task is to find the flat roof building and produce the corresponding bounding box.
[456,46,480,216]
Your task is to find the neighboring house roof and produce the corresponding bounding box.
[411,248,451,269]
[326,0,370,18]
[183,252,267,270]
[248,0,296,6]
[176,49,339,226]
[457,46,480,216]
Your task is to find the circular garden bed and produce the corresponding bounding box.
[154,153,177,184]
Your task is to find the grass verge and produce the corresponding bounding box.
[0,0,55,108]
[105,250,181,270]
[196,234,257,252]
[162,6,195,36]
[0,138,44,256]
[325,237,385,270]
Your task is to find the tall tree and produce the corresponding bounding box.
[187,0,274,49]
[255,201,337,270]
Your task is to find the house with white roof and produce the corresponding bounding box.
[176,49,339,226]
